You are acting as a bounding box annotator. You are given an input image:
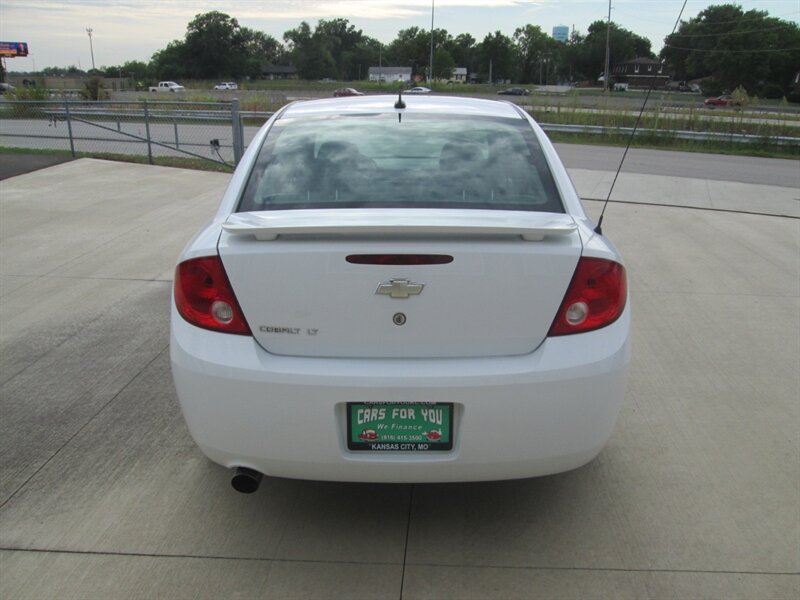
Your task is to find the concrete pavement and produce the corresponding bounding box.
[0,158,798,599]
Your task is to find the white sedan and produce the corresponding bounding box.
[171,95,630,491]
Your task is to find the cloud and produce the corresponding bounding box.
[3,0,549,22]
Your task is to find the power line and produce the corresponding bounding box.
[595,0,690,236]
[671,10,800,26]
[662,43,800,53]
[613,9,799,27]
[668,24,798,38]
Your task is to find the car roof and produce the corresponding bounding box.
[281,95,523,119]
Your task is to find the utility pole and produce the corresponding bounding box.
[429,0,435,83]
[86,27,95,71]
[603,1,611,92]
[544,52,551,86]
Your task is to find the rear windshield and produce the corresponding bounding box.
[236,112,564,213]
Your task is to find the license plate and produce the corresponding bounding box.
[347,403,453,451]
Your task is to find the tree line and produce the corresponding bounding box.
[38,4,800,97]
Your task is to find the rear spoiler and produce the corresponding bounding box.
[222,209,577,242]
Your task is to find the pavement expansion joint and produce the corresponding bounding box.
[0,345,169,511]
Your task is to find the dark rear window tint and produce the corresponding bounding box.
[236,113,564,213]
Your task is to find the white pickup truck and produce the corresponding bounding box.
[149,81,185,92]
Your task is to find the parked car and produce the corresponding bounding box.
[333,87,363,97]
[704,94,741,108]
[498,87,530,96]
[406,86,431,93]
[214,82,238,90]
[0,83,15,95]
[171,95,630,490]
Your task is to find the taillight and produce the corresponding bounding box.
[548,257,627,336]
[174,256,251,335]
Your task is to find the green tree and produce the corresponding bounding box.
[386,27,430,76]
[446,33,477,75]
[568,21,653,83]
[349,38,382,80]
[432,47,456,79]
[478,31,516,82]
[661,3,800,95]
[149,11,285,81]
[41,65,84,76]
[150,40,189,81]
[238,29,285,78]
[513,24,561,83]
[284,21,333,79]
[102,60,150,82]
[284,19,375,80]
[316,18,361,79]
[183,11,243,79]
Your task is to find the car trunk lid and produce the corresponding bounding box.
[218,209,582,358]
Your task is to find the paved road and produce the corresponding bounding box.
[0,159,798,599]
[555,144,800,188]
[108,88,800,115]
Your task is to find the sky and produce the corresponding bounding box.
[1,0,799,72]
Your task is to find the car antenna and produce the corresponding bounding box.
[395,90,406,110]
[395,90,406,122]
[594,0,688,236]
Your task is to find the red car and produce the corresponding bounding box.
[333,88,364,97]
[704,94,741,108]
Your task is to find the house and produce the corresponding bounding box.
[261,64,298,80]
[368,66,412,83]
[611,57,670,89]
[448,67,468,84]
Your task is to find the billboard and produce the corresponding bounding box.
[0,42,29,57]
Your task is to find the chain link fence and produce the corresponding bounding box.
[0,99,274,169]
[3,98,797,170]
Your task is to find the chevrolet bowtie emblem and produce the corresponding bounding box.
[375,279,424,299]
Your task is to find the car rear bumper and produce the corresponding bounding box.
[170,303,630,483]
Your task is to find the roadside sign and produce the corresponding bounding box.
[0,42,29,57]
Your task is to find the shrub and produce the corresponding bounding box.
[8,84,49,101]
[80,76,108,100]
[731,85,750,108]
[760,82,786,100]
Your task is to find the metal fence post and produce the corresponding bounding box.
[64,99,76,157]
[231,98,244,166]
[143,100,153,165]
[173,119,180,150]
